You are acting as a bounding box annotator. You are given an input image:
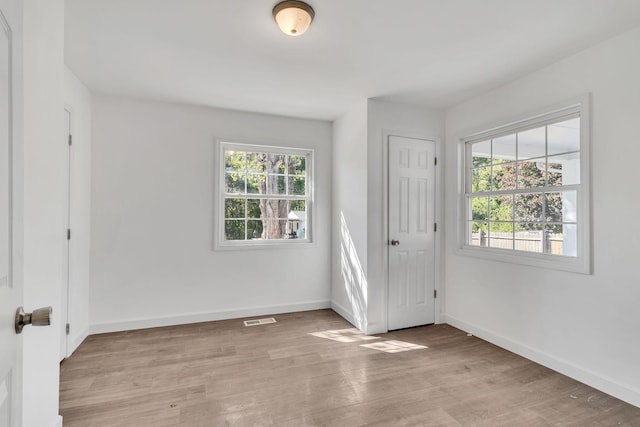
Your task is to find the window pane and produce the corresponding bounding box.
[286,204,306,239]
[247,220,263,239]
[489,222,513,250]
[515,193,543,222]
[267,174,286,195]
[518,126,546,160]
[547,224,577,257]
[290,155,306,175]
[290,199,306,211]
[492,134,516,164]
[515,223,543,253]
[545,191,577,223]
[225,172,245,193]
[247,173,264,194]
[492,163,516,191]
[517,160,545,189]
[544,226,562,255]
[471,166,491,192]
[224,198,245,219]
[562,191,577,223]
[548,117,580,155]
[247,199,261,219]
[469,222,488,246]
[546,153,580,186]
[225,151,244,171]
[544,192,562,223]
[263,218,288,240]
[260,199,289,239]
[490,195,513,221]
[471,140,492,167]
[471,196,488,221]
[262,199,286,220]
[246,152,264,173]
[270,154,286,173]
[225,220,245,240]
[290,176,305,195]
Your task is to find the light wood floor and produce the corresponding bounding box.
[60,309,640,426]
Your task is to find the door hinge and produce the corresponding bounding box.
[434,156,437,166]
[434,223,437,232]
[66,323,70,335]
[67,229,71,240]
[68,134,72,146]
[434,290,437,299]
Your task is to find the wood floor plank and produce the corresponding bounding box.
[59,309,640,426]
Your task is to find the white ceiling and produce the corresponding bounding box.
[65,0,640,121]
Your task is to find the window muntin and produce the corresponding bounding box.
[220,143,312,245]
[465,114,581,258]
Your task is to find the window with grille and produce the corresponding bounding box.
[217,142,313,247]
[461,99,591,273]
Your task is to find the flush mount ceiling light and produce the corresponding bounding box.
[272,1,315,37]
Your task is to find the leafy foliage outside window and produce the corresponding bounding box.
[466,116,580,256]
[222,144,310,243]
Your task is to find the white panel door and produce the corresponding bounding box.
[388,135,436,330]
[0,0,22,425]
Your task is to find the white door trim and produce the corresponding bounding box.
[381,129,443,332]
[0,1,23,425]
[61,105,73,360]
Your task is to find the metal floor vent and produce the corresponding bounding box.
[244,317,277,327]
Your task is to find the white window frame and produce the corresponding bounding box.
[214,140,314,250]
[458,96,591,274]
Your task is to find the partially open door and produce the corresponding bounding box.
[0,0,23,425]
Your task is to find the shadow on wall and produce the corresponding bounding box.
[340,212,367,331]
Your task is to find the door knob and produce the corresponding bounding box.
[15,306,52,334]
[390,239,400,246]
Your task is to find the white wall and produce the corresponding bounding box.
[444,27,640,407]
[331,100,368,330]
[365,100,444,334]
[330,99,444,334]
[22,0,64,425]
[90,95,332,333]
[63,66,91,355]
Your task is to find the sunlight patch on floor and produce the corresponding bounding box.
[309,328,379,343]
[360,340,428,353]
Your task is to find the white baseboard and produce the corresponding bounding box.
[329,300,378,334]
[443,314,640,409]
[90,300,331,334]
[53,415,63,427]
[364,321,386,335]
[67,326,89,357]
[330,300,356,327]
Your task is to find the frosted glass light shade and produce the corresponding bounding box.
[273,1,315,36]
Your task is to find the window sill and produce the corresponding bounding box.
[455,244,591,275]
[214,239,314,251]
